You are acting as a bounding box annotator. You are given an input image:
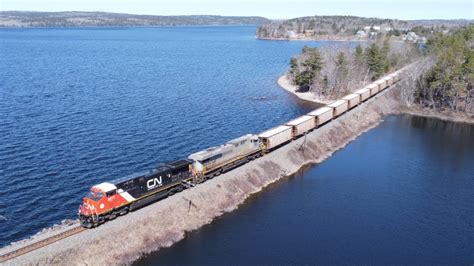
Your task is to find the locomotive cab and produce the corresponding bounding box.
[79,182,128,228]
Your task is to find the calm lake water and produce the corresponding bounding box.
[136,115,474,265]
[0,26,323,247]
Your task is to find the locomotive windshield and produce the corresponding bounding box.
[88,191,103,201]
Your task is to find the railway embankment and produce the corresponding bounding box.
[2,78,402,265]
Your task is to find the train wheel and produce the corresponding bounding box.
[83,222,93,229]
[119,208,129,216]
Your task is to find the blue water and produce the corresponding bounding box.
[0,26,326,247]
[137,115,474,264]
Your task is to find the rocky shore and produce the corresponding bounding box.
[3,78,401,265]
[277,75,331,105]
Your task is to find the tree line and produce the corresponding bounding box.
[415,25,473,113]
[288,24,474,115]
[0,11,269,27]
[288,40,418,100]
[256,15,470,39]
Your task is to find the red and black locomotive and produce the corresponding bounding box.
[79,160,192,228]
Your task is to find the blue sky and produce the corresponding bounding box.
[1,0,473,20]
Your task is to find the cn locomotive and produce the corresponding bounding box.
[78,71,402,228]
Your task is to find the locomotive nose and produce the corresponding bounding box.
[79,198,91,214]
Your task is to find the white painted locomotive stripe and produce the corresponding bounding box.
[119,191,136,202]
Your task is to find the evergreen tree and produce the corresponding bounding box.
[417,25,474,111]
[355,44,364,64]
[292,46,324,90]
[336,52,349,78]
[381,39,391,72]
[366,43,385,80]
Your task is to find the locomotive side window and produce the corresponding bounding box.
[106,190,116,197]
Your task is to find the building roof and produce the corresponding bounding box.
[259,125,291,138]
[307,106,333,116]
[328,100,348,108]
[286,115,313,126]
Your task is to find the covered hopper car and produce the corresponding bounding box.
[259,125,293,151]
[367,84,378,96]
[354,88,371,102]
[328,100,349,117]
[342,94,360,109]
[285,115,315,138]
[308,106,334,126]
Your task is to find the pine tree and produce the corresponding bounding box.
[381,39,391,72]
[336,52,349,77]
[366,43,384,80]
[354,44,364,64]
[293,46,324,90]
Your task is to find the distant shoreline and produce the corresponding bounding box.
[0,11,269,28]
[257,36,366,42]
[0,24,261,29]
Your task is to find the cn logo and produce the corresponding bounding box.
[147,176,163,190]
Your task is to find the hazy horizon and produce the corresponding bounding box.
[1,0,472,20]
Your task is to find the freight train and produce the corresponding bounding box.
[78,70,402,228]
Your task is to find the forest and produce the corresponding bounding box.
[287,24,473,114]
[288,40,418,100]
[256,15,470,39]
[414,25,473,113]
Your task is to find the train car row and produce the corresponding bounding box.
[78,70,403,228]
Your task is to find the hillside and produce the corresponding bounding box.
[0,11,270,27]
[256,15,472,40]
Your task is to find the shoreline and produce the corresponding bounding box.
[277,74,331,105]
[257,36,366,42]
[398,105,474,124]
[277,74,474,124]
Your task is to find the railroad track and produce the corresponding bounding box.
[0,226,85,263]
